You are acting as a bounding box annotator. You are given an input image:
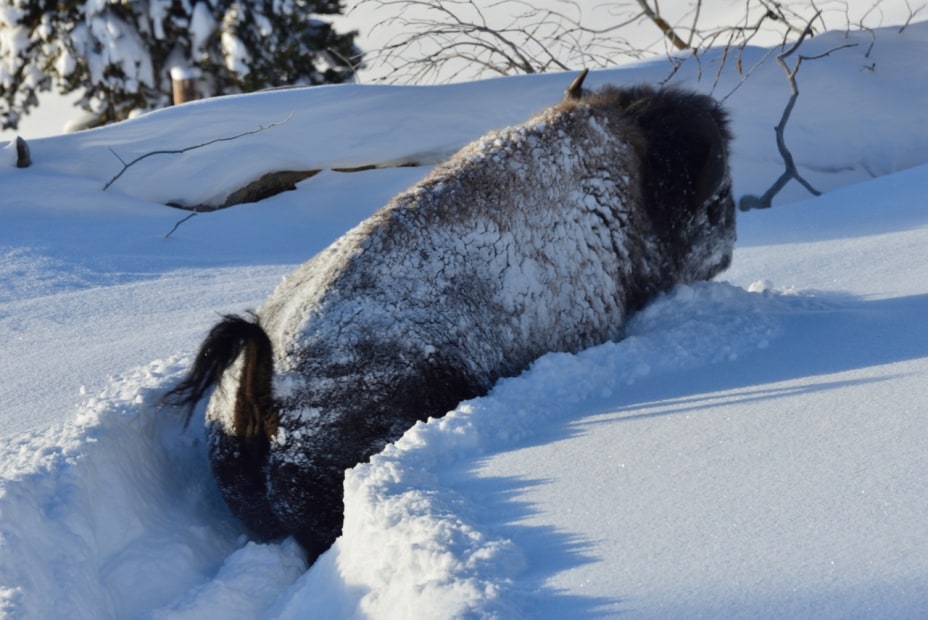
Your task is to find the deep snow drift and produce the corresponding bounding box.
[2,21,927,620]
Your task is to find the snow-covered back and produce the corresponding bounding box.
[1,21,927,620]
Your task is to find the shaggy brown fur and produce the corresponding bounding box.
[166,71,736,564]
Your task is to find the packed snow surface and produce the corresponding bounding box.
[2,21,928,620]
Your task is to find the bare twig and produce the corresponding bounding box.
[103,115,293,191]
[354,0,875,90]
[353,0,644,83]
[327,46,366,85]
[164,213,198,239]
[900,0,927,32]
[636,0,690,50]
[739,12,858,210]
[354,0,839,88]
[858,25,877,58]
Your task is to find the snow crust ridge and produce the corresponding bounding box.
[0,359,246,619]
[321,280,790,617]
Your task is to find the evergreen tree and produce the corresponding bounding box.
[0,0,359,130]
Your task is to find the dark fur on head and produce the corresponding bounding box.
[562,69,733,243]
[591,85,734,232]
[557,76,734,309]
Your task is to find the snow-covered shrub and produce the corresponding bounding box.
[0,0,359,129]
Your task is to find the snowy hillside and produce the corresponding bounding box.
[2,22,928,619]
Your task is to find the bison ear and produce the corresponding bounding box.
[564,68,589,101]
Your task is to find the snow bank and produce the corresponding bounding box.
[1,21,928,620]
[8,22,928,208]
[326,280,786,618]
[0,360,238,618]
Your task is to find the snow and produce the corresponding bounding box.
[2,20,928,620]
[190,2,217,57]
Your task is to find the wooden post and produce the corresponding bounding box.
[171,67,201,105]
[15,136,31,168]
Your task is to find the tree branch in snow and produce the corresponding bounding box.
[739,13,857,211]
[103,116,293,192]
[164,213,197,239]
[899,1,927,32]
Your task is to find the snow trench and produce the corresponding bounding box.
[0,279,798,619]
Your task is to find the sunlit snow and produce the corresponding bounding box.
[1,21,927,620]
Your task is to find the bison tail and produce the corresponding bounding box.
[163,314,277,439]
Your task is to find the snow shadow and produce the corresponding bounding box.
[590,375,895,432]
[449,463,620,618]
[442,285,928,616]
[6,287,920,617]
[734,162,928,248]
[588,291,928,423]
[0,366,249,619]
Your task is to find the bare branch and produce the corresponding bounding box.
[353,0,645,83]
[103,115,293,191]
[739,12,858,210]
[900,0,927,32]
[164,213,198,239]
[354,0,877,88]
[636,0,690,50]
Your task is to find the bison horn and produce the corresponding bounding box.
[565,68,589,101]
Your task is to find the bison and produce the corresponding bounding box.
[166,70,736,563]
